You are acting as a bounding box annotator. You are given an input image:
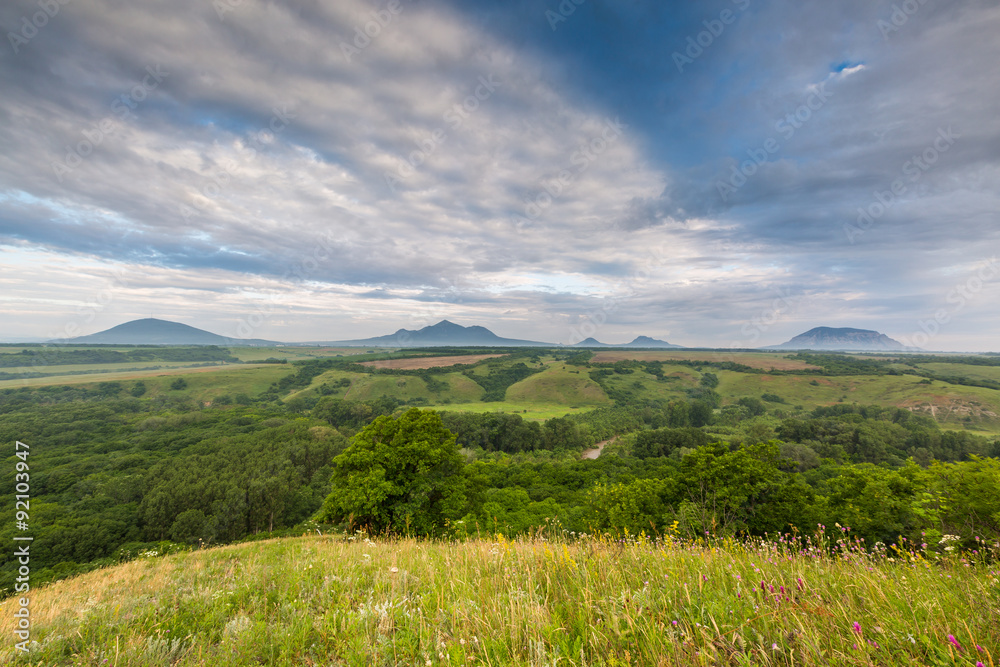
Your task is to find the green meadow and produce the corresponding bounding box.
[1,532,996,666]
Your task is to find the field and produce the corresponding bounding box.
[589,350,821,371]
[3,346,1000,433]
[2,533,996,666]
[359,354,506,370]
[226,347,372,362]
[0,363,278,392]
[505,362,611,407]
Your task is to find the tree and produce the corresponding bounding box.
[170,378,188,390]
[317,408,466,535]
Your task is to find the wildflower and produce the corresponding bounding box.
[947,635,962,652]
[672,620,678,626]
[853,622,862,634]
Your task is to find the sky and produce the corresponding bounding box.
[1,0,998,350]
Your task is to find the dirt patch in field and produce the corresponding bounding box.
[588,351,819,371]
[359,354,505,370]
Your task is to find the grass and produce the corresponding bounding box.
[434,401,591,421]
[0,364,283,392]
[506,363,611,407]
[588,350,821,371]
[2,532,997,666]
[717,372,1000,433]
[226,347,370,362]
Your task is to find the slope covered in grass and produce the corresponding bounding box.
[2,533,997,666]
[506,363,611,406]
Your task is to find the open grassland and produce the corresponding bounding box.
[589,350,821,371]
[2,534,996,666]
[599,365,702,402]
[506,363,611,407]
[0,360,225,376]
[435,401,591,421]
[718,372,1000,432]
[916,362,1000,383]
[226,347,371,362]
[359,354,507,370]
[0,364,280,391]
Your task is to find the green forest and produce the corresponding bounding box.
[2,346,999,597]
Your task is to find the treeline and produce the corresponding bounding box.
[0,346,238,368]
[1,385,998,598]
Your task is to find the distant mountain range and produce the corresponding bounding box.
[571,335,683,348]
[36,319,919,352]
[327,320,550,347]
[44,318,685,348]
[766,327,914,351]
[61,318,279,346]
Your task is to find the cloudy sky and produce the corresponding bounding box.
[1,0,998,350]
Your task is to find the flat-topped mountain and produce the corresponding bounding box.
[332,320,549,347]
[62,318,278,346]
[766,327,911,351]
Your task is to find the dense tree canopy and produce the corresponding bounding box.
[317,408,466,535]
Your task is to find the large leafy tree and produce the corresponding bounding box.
[317,408,466,535]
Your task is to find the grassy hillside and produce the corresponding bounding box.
[506,362,611,406]
[4,346,1000,433]
[2,533,996,666]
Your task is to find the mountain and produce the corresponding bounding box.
[571,335,683,348]
[571,337,613,347]
[331,320,550,347]
[766,327,911,351]
[623,336,684,348]
[62,318,279,346]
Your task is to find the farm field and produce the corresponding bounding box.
[3,346,1000,432]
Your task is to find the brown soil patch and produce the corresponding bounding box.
[360,354,505,370]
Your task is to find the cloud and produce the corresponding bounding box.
[1,0,998,349]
